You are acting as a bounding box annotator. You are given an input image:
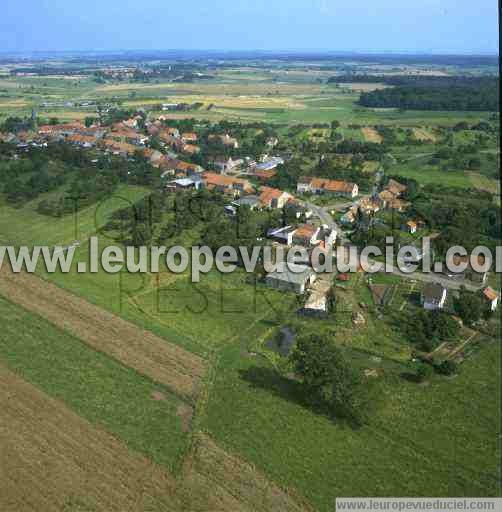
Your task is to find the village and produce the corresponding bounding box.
[0,29,499,507]
[0,111,498,368]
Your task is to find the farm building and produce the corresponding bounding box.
[232,195,262,210]
[422,283,447,311]
[255,156,284,172]
[297,176,359,199]
[165,175,204,192]
[265,262,317,294]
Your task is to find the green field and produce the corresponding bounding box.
[0,294,190,472]
[390,157,499,191]
[0,72,495,128]
[203,339,501,511]
[0,184,149,246]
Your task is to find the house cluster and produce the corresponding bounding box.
[150,121,202,155]
[421,282,499,313]
[264,220,337,314]
[208,133,239,149]
[297,176,359,199]
[0,117,214,179]
[340,178,412,227]
[378,178,410,212]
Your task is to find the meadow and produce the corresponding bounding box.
[0,184,149,246]
[0,70,494,127]
[202,339,500,511]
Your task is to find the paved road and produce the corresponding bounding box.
[375,261,484,292]
[302,200,353,246]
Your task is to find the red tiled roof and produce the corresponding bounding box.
[302,176,356,194]
[294,224,318,239]
[483,287,498,301]
[259,186,285,206]
[255,169,277,181]
[202,172,253,192]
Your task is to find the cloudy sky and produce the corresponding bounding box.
[0,0,498,54]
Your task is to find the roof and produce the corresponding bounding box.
[451,254,487,270]
[387,179,407,196]
[234,195,261,207]
[267,225,296,241]
[300,176,356,193]
[66,134,97,145]
[379,190,396,202]
[177,161,200,172]
[38,122,85,134]
[423,283,446,301]
[388,198,411,211]
[182,144,200,154]
[101,139,137,155]
[294,224,318,239]
[254,169,277,181]
[202,172,253,192]
[266,262,315,285]
[324,180,356,194]
[483,287,498,301]
[171,178,194,187]
[259,186,287,206]
[255,157,284,171]
[182,132,197,140]
[407,220,418,229]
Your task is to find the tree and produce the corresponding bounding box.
[331,120,340,130]
[454,287,483,325]
[84,116,97,128]
[290,333,370,426]
[131,223,152,247]
[414,362,434,383]
[435,360,458,376]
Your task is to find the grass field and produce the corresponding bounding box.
[0,294,190,472]
[0,184,149,247]
[0,362,186,512]
[0,268,206,400]
[203,339,501,511]
[0,73,494,127]
[0,299,308,511]
[391,162,499,192]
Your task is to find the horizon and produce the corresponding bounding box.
[0,49,499,57]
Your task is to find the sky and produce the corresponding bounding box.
[0,0,498,54]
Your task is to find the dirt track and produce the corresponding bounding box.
[0,365,310,511]
[0,268,205,401]
[184,434,313,512]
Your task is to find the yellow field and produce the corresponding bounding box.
[361,127,383,143]
[0,99,30,108]
[468,172,500,193]
[412,127,437,142]
[340,83,390,92]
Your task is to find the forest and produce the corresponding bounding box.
[355,76,499,111]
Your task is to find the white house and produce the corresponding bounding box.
[483,287,499,312]
[265,262,317,294]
